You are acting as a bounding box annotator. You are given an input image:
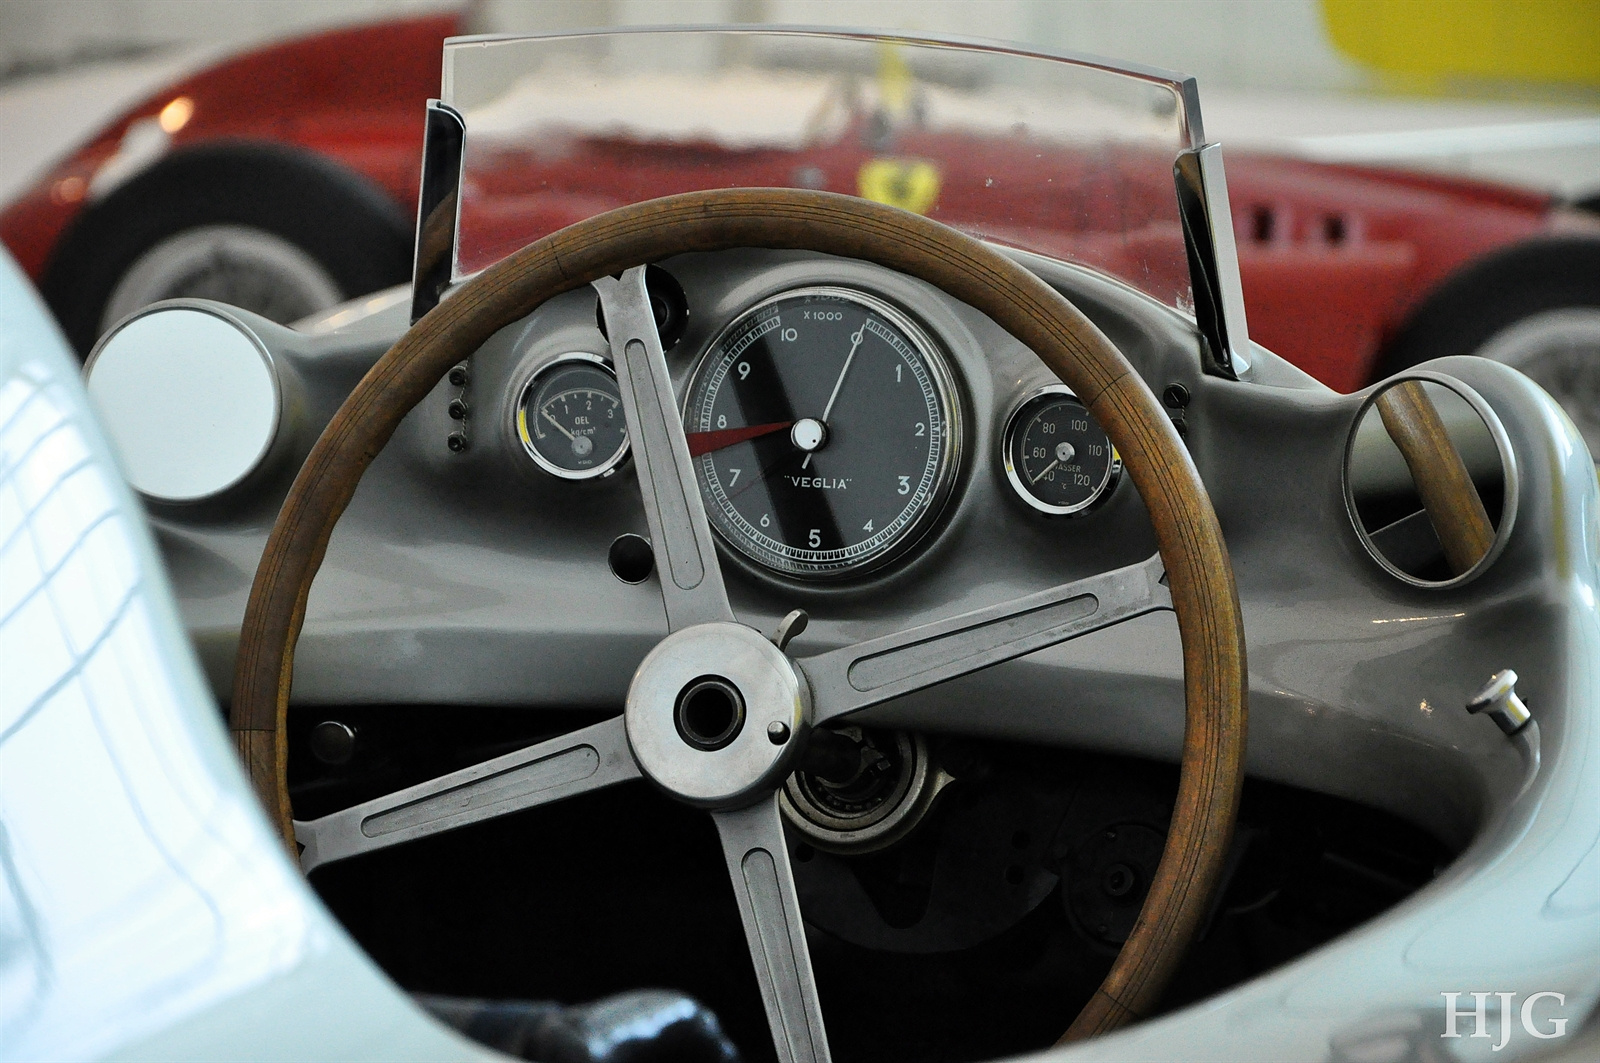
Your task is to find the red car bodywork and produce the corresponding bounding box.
[0,13,1585,393]
[1228,160,1572,389]
[0,16,450,284]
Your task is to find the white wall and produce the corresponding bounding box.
[759,0,1356,90]
[3,0,1596,202]
[0,0,459,72]
[0,0,1362,93]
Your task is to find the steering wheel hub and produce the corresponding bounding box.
[625,622,811,808]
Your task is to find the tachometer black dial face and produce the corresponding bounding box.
[1002,386,1121,515]
[516,353,629,479]
[685,287,961,578]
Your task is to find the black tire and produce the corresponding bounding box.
[1375,236,1600,377]
[1375,237,1600,456]
[41,142,412,356]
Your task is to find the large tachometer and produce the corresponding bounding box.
[685,287,961,579]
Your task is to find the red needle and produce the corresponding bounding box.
[686,421,794,457]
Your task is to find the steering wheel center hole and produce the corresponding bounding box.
[675,676,746,751]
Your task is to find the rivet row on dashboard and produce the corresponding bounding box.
[1163,383,1191,439]
[446,359,470,453]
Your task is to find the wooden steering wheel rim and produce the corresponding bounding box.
[229,188,1247,1041]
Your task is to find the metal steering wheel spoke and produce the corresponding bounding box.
[799,553,1171,726]
[294,716,639,873]
[713,794,832,1063]
[594,267,733,632]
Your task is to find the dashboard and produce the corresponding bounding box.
[150,244,1551,855]
[516,270,1124,581]
[116,240,1600,1060]
[481,253,1126,587]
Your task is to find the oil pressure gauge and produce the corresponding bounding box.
[1002,385,1121,516]
[516,353,629,479]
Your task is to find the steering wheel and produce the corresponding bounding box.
[230,189,1247,1058]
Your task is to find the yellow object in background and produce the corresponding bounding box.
[857,159,942,215]
[876,41,916,119]
[1323,0,1600,88]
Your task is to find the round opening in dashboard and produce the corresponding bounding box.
[1343,373,1518,588]
[683,286,962,579]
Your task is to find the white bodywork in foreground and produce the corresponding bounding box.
[0,251,491,1061]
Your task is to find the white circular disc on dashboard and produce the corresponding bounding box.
[85,306,280,503]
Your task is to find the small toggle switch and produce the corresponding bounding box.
[771,609,808,652]
[1466,669,1532,736]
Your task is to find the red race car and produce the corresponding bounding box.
[5,14,1599,435]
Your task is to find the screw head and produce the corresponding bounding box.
[767,721,791,745]
[1103,862,1137,898]
[1162,382,1190,409]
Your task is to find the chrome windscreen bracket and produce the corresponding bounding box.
[1175,144,1252,380]
[411,99,465,325]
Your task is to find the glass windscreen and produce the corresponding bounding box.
[442,29,1198,309]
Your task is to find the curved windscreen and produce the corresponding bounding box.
[442,29,1199,310]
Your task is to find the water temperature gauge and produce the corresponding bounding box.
[1002,385,1121,516]
[516,353,629,479]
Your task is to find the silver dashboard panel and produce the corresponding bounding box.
[146,246,1600,1059]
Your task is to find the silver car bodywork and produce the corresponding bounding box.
[0,252,491,1061]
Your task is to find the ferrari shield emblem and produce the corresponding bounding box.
[857,158,942,215]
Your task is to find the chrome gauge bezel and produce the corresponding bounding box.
[1001,384,1122,517]
[685,285,964,580]
[1341,371,1519,590]
[514,351,631,481]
